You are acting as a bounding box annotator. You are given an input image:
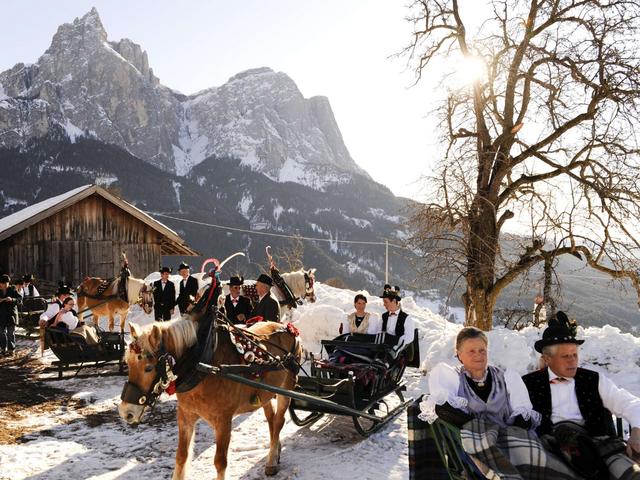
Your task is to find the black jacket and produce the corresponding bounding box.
[251,294,280,323]
[224,294,253,324]
[176,276,199,314]
[0,287,20,325]
[153,280,176,311]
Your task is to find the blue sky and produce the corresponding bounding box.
[0,0,448,198]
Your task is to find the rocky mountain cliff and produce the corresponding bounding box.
[0,8,365,188]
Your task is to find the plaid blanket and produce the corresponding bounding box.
[407,398,451,480]
[460,418,579,479]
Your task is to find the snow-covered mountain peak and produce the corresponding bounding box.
[0,10,370,189]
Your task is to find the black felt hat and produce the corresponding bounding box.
[178,262,190,271]
[23,273,35,282]
[229,275,244,286]
[0,274,10,284]
[56,283,71,296]
[159,266,173,274]
[534,311,584,353]
[380,284,401,301]
[256,274,273,286]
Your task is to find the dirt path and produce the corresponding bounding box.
[0,340,67,444]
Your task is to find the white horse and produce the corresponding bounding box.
[194,268,317,321]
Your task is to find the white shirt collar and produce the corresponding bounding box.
[547,368,575,383]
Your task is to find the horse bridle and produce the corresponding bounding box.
[120,341,175,409]
[137,284,154,313]
[303,272,315,301]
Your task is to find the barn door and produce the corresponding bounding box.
[88,241,115,280]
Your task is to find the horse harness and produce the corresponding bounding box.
[120,320,300,410]
[120,340,176,409]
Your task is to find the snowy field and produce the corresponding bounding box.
[2,280,640,480]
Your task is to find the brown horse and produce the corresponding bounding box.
[118,318,302,480]
[77,276,153,332]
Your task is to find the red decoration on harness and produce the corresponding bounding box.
[165,381,176,396]
[285,322,300,337]
[130,342,142,354]
[246,316,264,327]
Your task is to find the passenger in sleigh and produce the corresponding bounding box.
[330,294,382,364]
[46,297,78,332]
[377,285,416,360]
[522,311,640,479]
[39,284,74,328]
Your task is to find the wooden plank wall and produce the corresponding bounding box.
[0,194,162,285]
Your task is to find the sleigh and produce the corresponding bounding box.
[17,296,48,335]
[44,326,126,378]
[198,329,420,437]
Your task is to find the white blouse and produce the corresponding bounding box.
[419,362,539,425]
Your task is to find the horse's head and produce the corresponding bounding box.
[304,268,317,303]
[137,283,154,315]
[118,322,174,425]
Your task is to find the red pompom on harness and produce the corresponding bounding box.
[285,322,300,337]
[165,381,176,396]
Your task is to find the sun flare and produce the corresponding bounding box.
[451,55,487,87]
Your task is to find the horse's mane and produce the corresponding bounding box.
[137,318,197,359]
[126,277,147,304]
[280,270,306,297]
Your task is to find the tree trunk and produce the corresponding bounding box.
[464,185,499,330]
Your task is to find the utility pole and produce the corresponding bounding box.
[385,239,389,285]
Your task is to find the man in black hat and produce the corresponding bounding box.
[250,274,280,323]
[224,275,253,324]
[0,274,20,356]
[153,267,176,321]
[175,262,199,315]
[522,311,640,479]
[379,284,416,357]
[23,274,39,297]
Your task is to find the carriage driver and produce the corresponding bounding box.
[379,285,416,358]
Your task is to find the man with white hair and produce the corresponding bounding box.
[523,311,640,479]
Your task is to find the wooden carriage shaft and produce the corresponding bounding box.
[197,362,383,422]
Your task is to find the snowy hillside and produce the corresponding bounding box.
[2,281,640,479]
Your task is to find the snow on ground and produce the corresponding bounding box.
[2,282,640,479]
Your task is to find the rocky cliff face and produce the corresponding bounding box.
[0,8,366,188]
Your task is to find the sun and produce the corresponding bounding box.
[451,55,487,87]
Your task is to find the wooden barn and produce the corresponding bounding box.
[0,185,197,287]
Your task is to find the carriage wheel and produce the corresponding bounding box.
[288,403,324,427]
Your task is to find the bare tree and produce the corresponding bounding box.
[404,0,640,329]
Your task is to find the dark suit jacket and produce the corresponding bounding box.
[224,294,253,324]
[176,276,199,314]
[251,294,280,323]
[153,279,176,319]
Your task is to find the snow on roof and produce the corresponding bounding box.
[0,184,92,236]
[0,185,197,254]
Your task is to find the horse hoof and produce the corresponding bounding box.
[265,465,279,476]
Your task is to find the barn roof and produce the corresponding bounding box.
[0,185,198,255]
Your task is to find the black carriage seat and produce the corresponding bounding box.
[45,326,125,365]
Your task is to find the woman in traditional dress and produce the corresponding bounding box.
[419,327,578,479]
[340,294,379,335]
